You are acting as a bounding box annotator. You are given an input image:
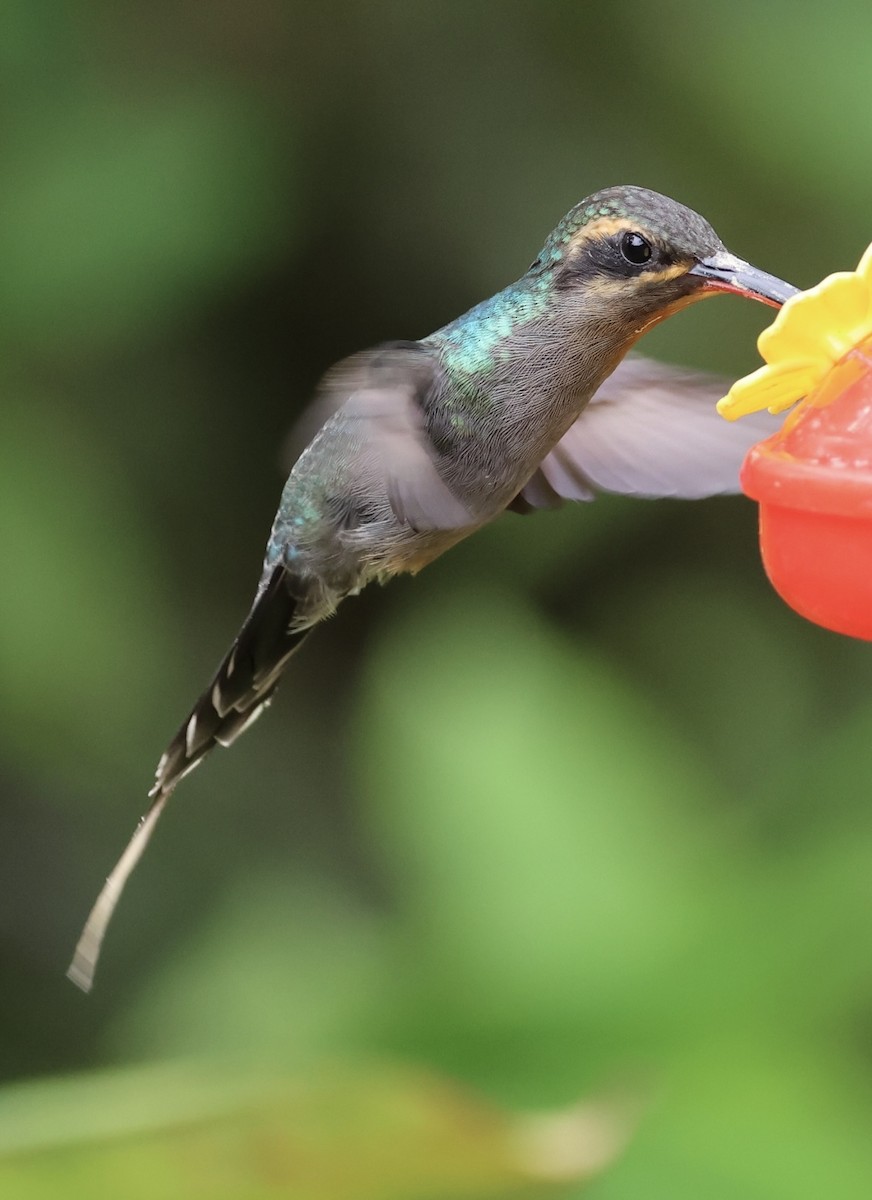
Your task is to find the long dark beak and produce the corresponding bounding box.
[688,252,799,309]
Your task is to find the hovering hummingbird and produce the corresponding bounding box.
[69,185,798,990]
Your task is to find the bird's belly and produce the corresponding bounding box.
[378,526,473,577]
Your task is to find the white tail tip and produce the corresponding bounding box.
[67,791,170,993]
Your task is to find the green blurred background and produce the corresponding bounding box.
[4,1,872,1196]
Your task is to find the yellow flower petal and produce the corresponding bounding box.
[758,274,865,365]
[718,360,823,421]
[718,242,872,422]
[816,273,872,357]
[857,243,872,285]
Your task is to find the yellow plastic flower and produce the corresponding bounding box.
[718,243,872,421]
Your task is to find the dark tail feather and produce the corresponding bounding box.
[67,567,311,992]
[151,566,311,798]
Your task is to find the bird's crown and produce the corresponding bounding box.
[535,185,723,271]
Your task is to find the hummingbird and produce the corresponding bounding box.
[68,185,798,990]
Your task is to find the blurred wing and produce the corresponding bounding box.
[299,342,474,533]
[516,356,783,508]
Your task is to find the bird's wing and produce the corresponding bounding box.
[297,342,475,534]
[514,356,782,508]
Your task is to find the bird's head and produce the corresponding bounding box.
[539,185,797,340]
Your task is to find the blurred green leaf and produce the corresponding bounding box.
[356,585,726,1037]
[107,874,392,1066]
[0,1061,624,1200]
[588,1037,872,1200]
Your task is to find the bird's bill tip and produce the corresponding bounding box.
[689,252,799,309]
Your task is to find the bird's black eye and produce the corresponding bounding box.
[620,231,652,266]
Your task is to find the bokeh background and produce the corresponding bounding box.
[4,2,872,1196]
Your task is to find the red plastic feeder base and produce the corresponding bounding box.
[741,345,872,640]
[756,503,872,638]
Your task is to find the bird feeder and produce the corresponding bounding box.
[718,245,872,640]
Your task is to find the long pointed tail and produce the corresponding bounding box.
[68,566,312,992]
